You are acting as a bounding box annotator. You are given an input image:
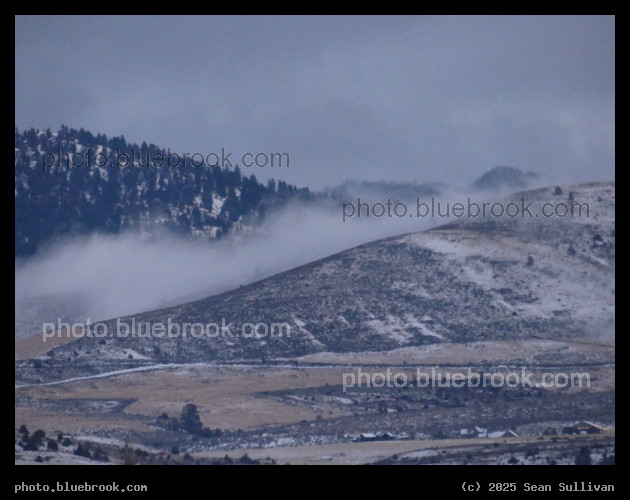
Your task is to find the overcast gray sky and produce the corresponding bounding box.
[15,15,614,190]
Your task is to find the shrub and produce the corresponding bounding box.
[575,446,592,465]
[74,444,91,459]
[23,440,39,451]
[525,447,539,458]
[199,428,214,438]
[181,404,203,435]
[93,447,110,462]
[239,453,259,465]
[32,430,46,443]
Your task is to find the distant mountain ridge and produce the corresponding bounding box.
[472,165,539,192]
[15,125,543,259]
[330,180,443,201]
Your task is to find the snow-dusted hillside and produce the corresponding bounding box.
[20,182,614,379]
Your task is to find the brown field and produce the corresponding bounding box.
[15,365,354,434]
[15,334,614,464]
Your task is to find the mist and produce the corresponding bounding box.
[15,170,576,338]
[16,182,519,337]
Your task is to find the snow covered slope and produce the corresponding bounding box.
[30,182,614,370]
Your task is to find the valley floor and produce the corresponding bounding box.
[15,338,614,465]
